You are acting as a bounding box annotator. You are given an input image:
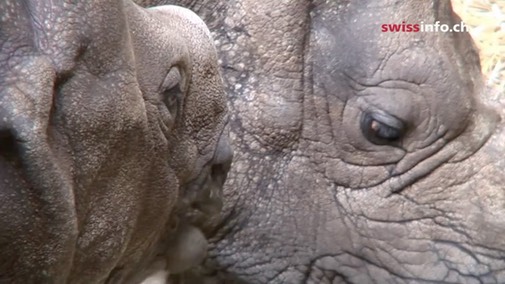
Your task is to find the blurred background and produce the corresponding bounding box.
[451,0,504,96]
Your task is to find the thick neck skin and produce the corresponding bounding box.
[140,0,505,283]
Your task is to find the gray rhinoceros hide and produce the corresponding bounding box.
[0,1,232,283]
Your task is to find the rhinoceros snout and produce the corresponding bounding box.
[210,132,233,187]
[177,131,233,231]
[159,133,232,277]
[192,133,233,216]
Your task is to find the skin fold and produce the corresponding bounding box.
[0,1,231,283]
[137,0,505,283]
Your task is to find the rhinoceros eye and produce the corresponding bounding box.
[164,84,181,117]
[361,111,405,145]
[162,67,183,117]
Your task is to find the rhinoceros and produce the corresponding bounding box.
[136,0,505,283]
[0,1,232,283]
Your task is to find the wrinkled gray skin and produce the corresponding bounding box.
[136,0,505,283]
[0,1,232,283]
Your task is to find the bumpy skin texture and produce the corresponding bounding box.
[135,0,505,283]
[0,1,231,283]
